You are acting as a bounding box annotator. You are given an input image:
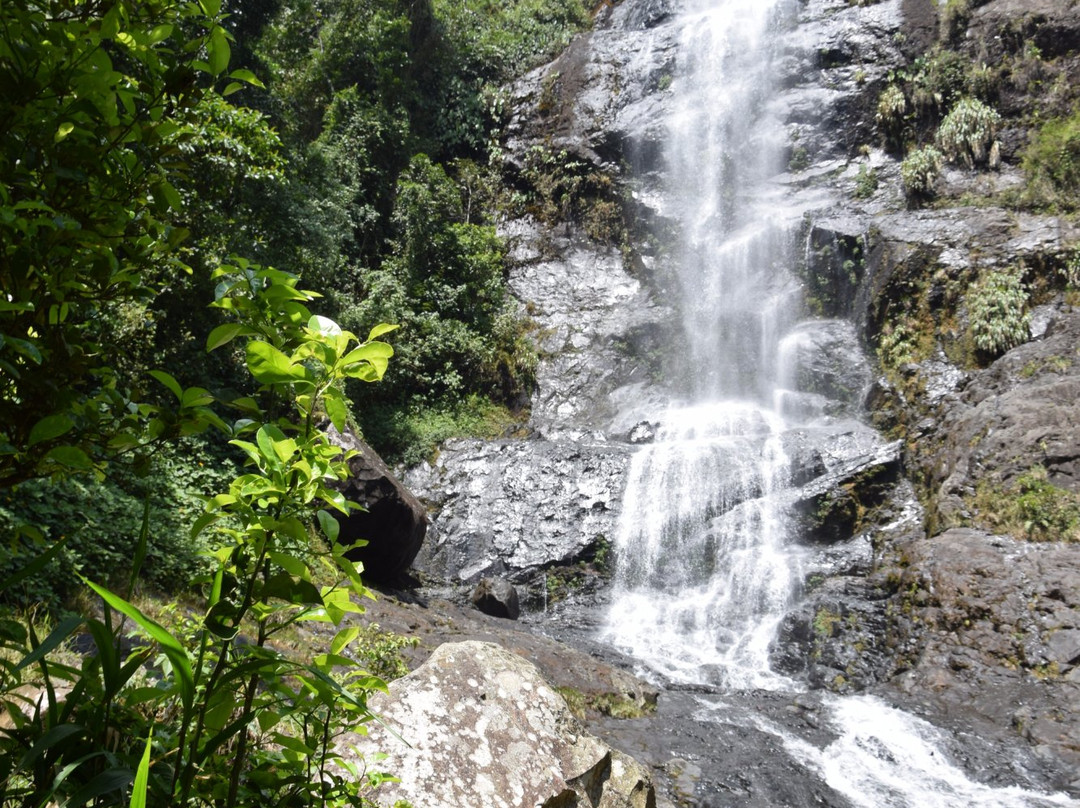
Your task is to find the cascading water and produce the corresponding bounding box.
[602,0,804,690]
[599,1,1077,805]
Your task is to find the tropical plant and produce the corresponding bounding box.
[936,97,1002,168]
[967,265,1030,356]
[0,266,400,806]
[900,146,945,199]
[0,0,263,488]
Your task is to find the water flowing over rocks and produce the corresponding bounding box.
[388,0,1080,802]
[341,641,657,808]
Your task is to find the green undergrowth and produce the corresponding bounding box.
[970,465,1080,542]
[362,394,528,467]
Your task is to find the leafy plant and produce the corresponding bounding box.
[936,97,1002,169]
[967,265,1030,356]
[0,0,261,488]
[972,466,1080,542]
[853,164,879,198]
[900,146,945,199]
[1021,110,1080,209]
[0,266,401,806]
[876,83,908,149]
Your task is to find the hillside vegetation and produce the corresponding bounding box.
[0,0,589,803]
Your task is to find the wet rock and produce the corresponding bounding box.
[405,438,630,586]
[341,641,657,808]
[326,425,427,583]
[471,578,521,621]
[878,528,1080,781]
[791,439,903,544]
[918,305,1080,528]
[627,421,657,444]
[779,320,872,413]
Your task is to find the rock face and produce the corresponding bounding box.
[343,641,657,808]
[326,426,427,583]
[406,437,628,588]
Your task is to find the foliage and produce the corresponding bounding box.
[973,466,1080,543]
[966,265,1029,356]
[853,164,879,198]
[0,267,400,806]
[939,0,970,44]
[515,146,625,242]
[412,0,590,155]
[0,440,236,610]
[900,146,944,199]
[935,97,1002,168]
[1021,109,1080,210]
[876,84,907,150]
[369,394,524,467]
[344,155,536,433]
[0,0,260,488]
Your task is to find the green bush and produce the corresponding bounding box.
[974,466,1080,542]
[967,265,1029,356]
[1022,110,1080,209]
[936,97,1002,168]
[0,441,236,609]
[901,146,944,199]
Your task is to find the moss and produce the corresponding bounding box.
[813,607,842,638]
[555,686,655,720]
[968,465,1080,543]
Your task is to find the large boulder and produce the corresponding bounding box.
[342,641,657,808]
[326,425,427,582]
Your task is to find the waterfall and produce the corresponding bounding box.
[598,2,1077,805]
[601,0,803,689]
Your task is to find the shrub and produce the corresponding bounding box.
[966,265,1029,356]
[901,146,944,199]
[876,84,907,148]
[1022,110,1080,208]
[936,97,1002,168]
[973,466,1080,542]
[854,164,879,198]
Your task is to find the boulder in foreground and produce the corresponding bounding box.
[342,640,657,808]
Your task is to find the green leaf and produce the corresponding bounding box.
[156,180,181,211]
[55,122,75,142]
[0,534,67,593]
[27,414,74,447]
[366,323,399,341]
[308,314,341,336]
[84,581,195,713]
[43,445,93,470]
[208,26,230,76]
[15,615,83,673]
[200,0,222,17]
[228,68,265,88]
[149,370,183,401]
[330,626,359,656]
[317,510,340,544]
[324,389,347,433]
[246,341,306,385]
[129,730,152,808]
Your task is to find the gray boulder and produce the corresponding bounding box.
[326,425,427,582]
[471,578,522,620]
[341,641,657,808]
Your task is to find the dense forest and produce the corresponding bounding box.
[0,0,592,803]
